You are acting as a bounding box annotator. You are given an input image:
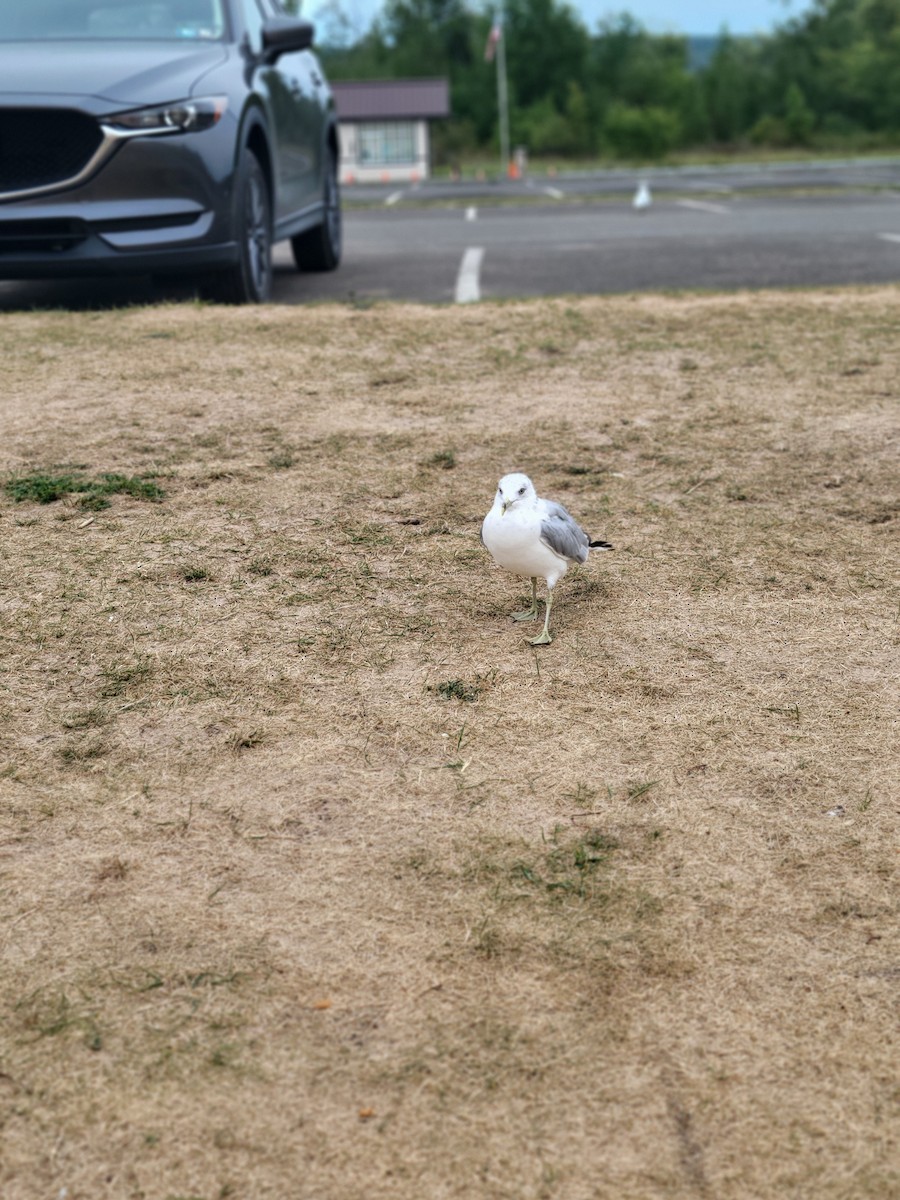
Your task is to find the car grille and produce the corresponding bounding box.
[0,219,88,254]
[0,108,104,195]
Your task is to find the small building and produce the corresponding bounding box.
[330,78,450,185]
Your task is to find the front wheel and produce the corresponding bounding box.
[291,148,341,273]
[200,150,272,304]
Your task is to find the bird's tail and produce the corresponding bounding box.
[589,539,613,551]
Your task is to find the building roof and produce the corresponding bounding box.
[331,78,450,122]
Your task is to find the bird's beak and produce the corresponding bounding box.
[500,499,509,516]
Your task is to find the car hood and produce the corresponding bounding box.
[0,42,231,112]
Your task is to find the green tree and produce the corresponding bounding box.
[702,30,757,142]
[380,0,473,76]
[502,0,590,112]
[602,103,681,159]
[764,0,900,135]
[316,0,900,161]
[518,82,591,155]
[784,82,815,142]
[588,15,701,149]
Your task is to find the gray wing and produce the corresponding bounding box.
[540,502,590,564]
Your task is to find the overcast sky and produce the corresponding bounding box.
[578,0,814,34]
[314,0,816,39]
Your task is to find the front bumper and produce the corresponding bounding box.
[0,118,239,278]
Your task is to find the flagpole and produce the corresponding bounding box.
[495,7,510,176]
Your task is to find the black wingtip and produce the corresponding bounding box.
[589,540,613,550]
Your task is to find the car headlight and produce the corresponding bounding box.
[104,96,228,137]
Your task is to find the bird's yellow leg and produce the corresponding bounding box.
[528,589,553,645]
[512,577,539,622]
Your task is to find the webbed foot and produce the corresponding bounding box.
[528,628,553,646]
[512,578,539,623]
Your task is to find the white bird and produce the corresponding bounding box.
[481,472,612,645]
[633,180,652,210]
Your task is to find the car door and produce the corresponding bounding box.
[252,0,322,218]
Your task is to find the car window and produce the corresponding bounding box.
[0,0,227,40]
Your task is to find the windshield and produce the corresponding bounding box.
[0,0,228,40]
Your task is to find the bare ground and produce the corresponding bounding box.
[0,289,898,1200]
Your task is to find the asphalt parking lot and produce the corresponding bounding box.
[2,160,900,309]
[273,190,900,304]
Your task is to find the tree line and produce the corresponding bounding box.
[303,0,900,163]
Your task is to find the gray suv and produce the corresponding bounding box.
[0,0,342,302]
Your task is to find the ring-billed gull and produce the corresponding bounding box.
[481,472,612,645]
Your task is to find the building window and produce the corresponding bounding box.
[358,122,416,165]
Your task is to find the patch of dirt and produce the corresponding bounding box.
[0,290,898,1200]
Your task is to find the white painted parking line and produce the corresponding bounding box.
[455,247,484,304]
[677,199,731,215]
[385,190,404,206]
[524,181,562,199]
[878,233,900,244]
[465,206,478,221]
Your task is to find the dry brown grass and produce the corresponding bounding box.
[0,289,897,1200]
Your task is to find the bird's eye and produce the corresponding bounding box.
[518,486,526,495]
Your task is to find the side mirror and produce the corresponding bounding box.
[261,17,315,60]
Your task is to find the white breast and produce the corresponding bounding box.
[482,506,569,586]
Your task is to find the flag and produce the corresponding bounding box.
[485,19,501,63]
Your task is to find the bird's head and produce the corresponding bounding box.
[497,472,536,515]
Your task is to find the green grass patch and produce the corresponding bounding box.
[425,448,457,470]
[4,470,163,509]
[431,672,497,703]
[513,828,622,901]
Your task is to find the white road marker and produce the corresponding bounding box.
[543,186,564,199]
[677,199,731,215]
[465,206,477,221]
[455,246,484,304]
[385,190,404,206]
[878,233,900,244]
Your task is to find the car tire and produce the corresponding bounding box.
[200,149,272,304]
[291,147,341,273]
